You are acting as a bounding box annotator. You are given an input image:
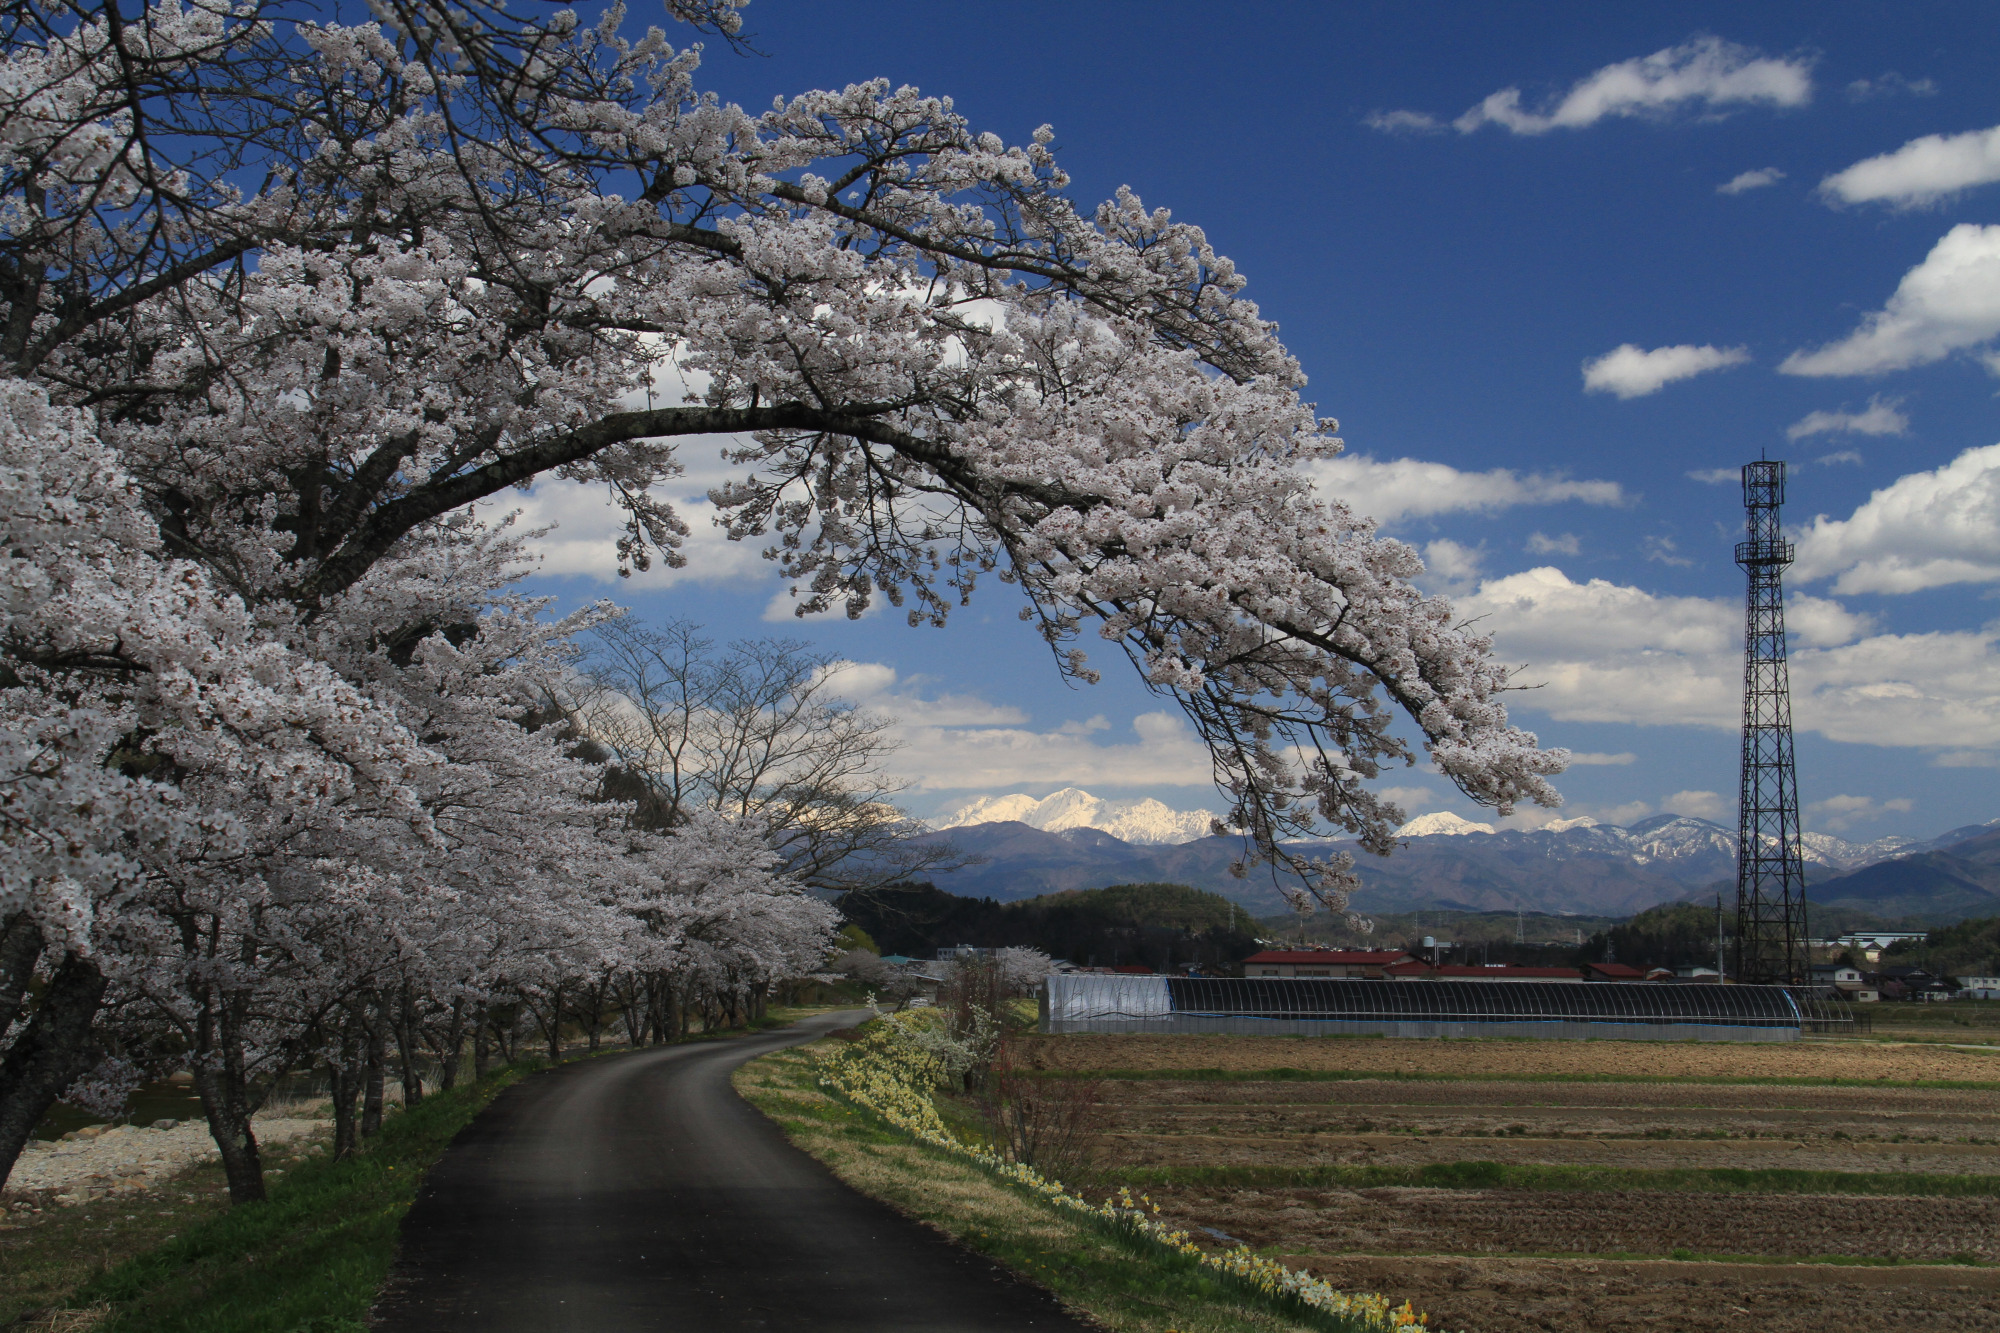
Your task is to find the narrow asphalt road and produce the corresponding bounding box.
[370,1013,1094,1331]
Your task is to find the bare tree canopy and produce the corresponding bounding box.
[570,617,965,890]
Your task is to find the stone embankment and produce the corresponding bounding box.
[6,1114,328,1206]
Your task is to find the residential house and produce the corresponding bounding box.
[1582,963,1648,983]
[1385,962,1585,982]
[1241,949,1414,978]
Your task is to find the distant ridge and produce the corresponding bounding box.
[913,807,1999,921]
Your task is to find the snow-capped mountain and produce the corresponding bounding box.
[1393,812,1495,837]
[932,788,1217,845]
[914,805,1997,919]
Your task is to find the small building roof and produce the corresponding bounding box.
[1584,963,1648,981]
[1244,949,1411,966]
[1401,963,1586,980]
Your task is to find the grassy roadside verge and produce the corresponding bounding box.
[734,1039,1397,1333]
[1120,1159,2000,1198]
[7,1060,536,1333]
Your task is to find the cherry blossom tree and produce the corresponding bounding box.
[2,0,1565,1196]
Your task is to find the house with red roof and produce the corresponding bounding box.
[1582,962,1649,983]
[1241,948,1415,978]
[1384,962,1586,982]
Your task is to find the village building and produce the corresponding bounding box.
[1240,949,1415,978]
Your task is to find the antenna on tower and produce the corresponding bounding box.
[1733,460,1809,984]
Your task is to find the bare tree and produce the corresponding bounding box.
[571,618,967,891]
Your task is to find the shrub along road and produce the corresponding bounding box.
[371,1012,1092,1331]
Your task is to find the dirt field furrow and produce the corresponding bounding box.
[1105,1131,2000,1174]
[1297,1254,2000,1333]
[1022,1034,2000,1082]
[1043,1029,2000,1331]
[1150,1185,2000,1263]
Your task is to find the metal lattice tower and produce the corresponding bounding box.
[1733,460,1809,985]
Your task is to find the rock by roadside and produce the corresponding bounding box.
[5,1115,329,1206]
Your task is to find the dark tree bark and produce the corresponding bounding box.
[394,984,425,1107]
[361,1000,386,1138]
[0,912,43,1037]
[437,997,467,1091]
[0,951,107,1192]
[191,1034,266,1204]
[472,1004,491,1080]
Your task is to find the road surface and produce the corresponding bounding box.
[371,1012,1092,1331]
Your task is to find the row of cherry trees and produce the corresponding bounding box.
[2,0,1566,1201]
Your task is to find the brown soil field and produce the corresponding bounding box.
[1050,1034,2000,1330]
[1096,1078,2000,1114]
[1303,1254,2000,1333]
[1149,1184,2000,1263]
[1106,1131,2000,1175]
[1019,1033,2000,1082]
[1093,1079,2000,1163]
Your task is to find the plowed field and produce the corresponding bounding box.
[1019,1032,2000,1082]
[1047,1033,2000,1332]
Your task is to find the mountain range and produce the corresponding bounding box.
[915,791,2000,923]
[931,788,1217,845]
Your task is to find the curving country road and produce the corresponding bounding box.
[371,1011,1092,1331]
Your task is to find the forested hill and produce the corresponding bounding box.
[838,882,1259,973]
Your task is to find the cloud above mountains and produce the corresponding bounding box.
[1456,566,1999,751]
[1791,444,2000,593]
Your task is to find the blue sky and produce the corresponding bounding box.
[519,2,2000,840]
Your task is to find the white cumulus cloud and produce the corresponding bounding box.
[1820,123,2000,208]
[1455,37,1812,136]
[1665,789,1730,821]
[822,663,1214,793]
[512,479,769,588]
[1787,396,1908,440]
[1303,454,1626,527]
[1780,224,2000,376]
[1719,167,1786,194]
[1808,793,1915,832]
[1456,566,2000,749]
[1583,343,1751,398]
[1791,443,2000,593]
[1526,531,1582,556]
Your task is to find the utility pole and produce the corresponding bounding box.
[1733,460,1810,984]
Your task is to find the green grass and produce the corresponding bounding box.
[1052,1066,2000,1091]
[1118,1157,2000,1198]
[47,1062,535,1333]
[736,1042,1411,1333]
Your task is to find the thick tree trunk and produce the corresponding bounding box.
[0,951,106,1192]
[361,1002,386,1138]
[192,1058,265,1204]
[394,985,424,1107]
[329,1008,366,1159]
[437,997,466,1092]
[472,1005,491,1080]
[0,912,44,1035]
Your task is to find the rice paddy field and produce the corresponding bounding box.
[1016,1033,2000,1333]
